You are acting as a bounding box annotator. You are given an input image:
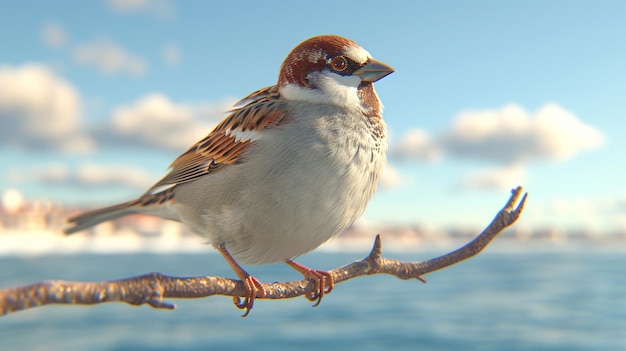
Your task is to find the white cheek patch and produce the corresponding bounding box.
[281,83,324,103]
[321,70,361,88]
[225,128,263,143]
[281,70,363,110]
[317,71,362,106]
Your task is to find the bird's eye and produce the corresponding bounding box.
[329,56,348,72]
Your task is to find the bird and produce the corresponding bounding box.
[64,35,394,316]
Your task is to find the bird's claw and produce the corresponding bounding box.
[233,275,266,317]
[286,260,334,307]
[303,269,334,307]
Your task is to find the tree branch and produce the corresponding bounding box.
[0,186,527,317]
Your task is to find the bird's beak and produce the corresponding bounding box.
[355,58,394,82]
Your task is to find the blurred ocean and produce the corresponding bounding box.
[1,239,625,351]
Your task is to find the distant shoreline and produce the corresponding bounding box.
[2,228,625,257]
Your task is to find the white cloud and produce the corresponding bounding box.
[390,128,440,162]
[162,43,181,66]
[73,39,147,76]
[106,0,174,18]
[96,93,236,151]
[378,164,410,190]
[391,103,604,193]
[12,163,70,184]
[440,103,604,164]
[9,163,155,190]
[41,23,68,48]
[539,195,626,233]
[75,162,154,189]
[457,164,526,191]
[551,197,602,218]
[0,64,95,153]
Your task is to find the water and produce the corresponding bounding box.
[1,241,625,350]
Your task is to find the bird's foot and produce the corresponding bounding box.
[232,274,266,317]
[218,245,267,317]
[286,260,334,307]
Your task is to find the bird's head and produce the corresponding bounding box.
[277,35,394,115]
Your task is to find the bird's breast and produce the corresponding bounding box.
[199,105,387,265]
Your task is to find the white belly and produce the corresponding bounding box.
[173,106,387,265]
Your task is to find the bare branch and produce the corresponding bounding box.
[0,186,527,317]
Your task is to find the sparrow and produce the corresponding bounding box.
[65,35,394,316]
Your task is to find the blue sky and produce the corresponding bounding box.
[1,0,625,234]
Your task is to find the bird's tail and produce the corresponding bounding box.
[64,200,139,235]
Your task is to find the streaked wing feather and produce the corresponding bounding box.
[142,86,285,198]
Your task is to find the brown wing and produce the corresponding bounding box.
[142,85,287,198]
